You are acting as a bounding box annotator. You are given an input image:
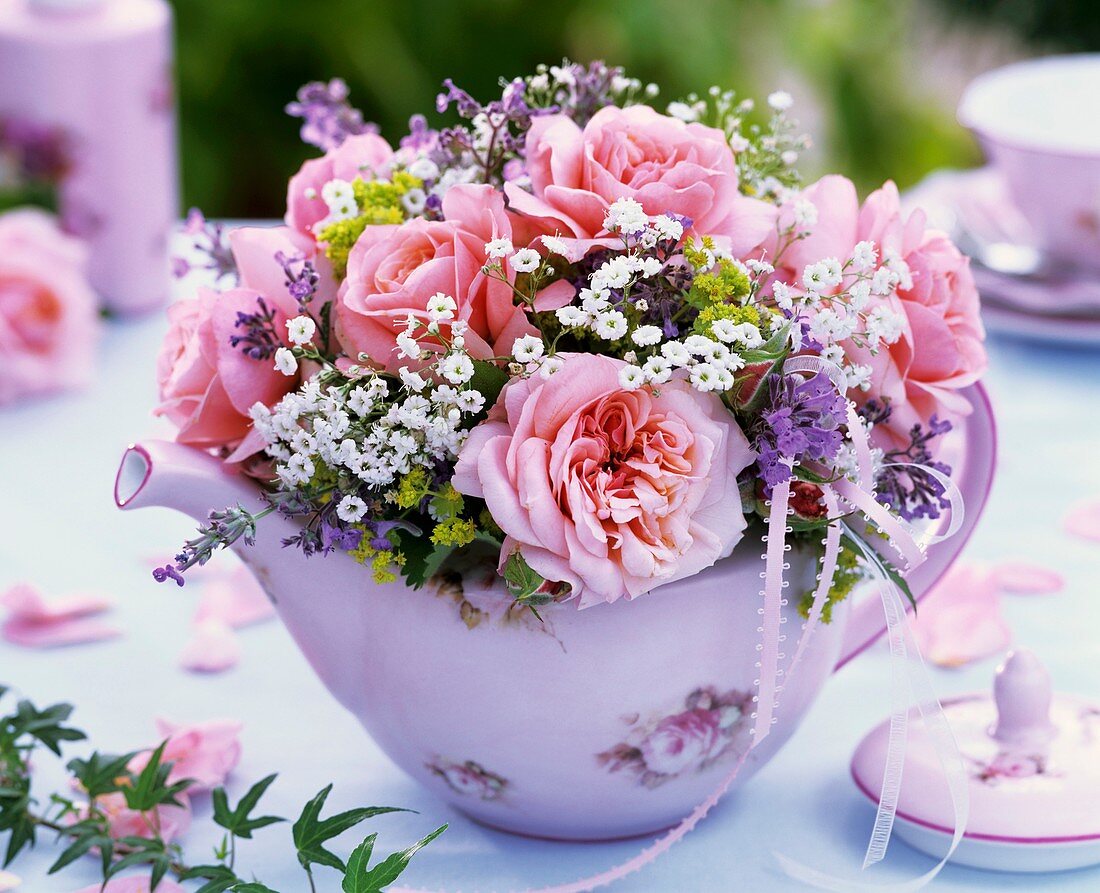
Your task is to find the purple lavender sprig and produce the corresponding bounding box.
[274,250,320,311]
[172,208,238,284]
[862,400,954,521]
[154,504,267,585]
[229,296,281,361]
[286,78,377,152]
[754,372,846,493]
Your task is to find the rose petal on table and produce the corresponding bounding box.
[1,616,121,649]
[1064,498,1100,543]
[134,718,244,791]
[194,565,274,629]
[0,870,19,891]
[178,619,240,673]
[992,561,1066,595]
[913,564,1011,668]
[0,582,113,622]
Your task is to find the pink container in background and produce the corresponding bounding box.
[0,0,178,314]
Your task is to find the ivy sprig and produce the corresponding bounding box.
[0,686,444,891]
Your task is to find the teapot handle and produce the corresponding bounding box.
[833,382,997,671]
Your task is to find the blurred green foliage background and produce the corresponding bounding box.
[169,0,1082,218]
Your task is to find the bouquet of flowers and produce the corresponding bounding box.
[154,61,986,618]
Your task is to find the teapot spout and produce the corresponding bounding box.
[115,439,267,521]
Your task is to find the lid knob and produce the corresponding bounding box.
[990,650,1057,751]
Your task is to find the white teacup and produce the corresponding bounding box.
[958,54,1100,272]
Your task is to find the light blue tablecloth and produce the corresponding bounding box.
[2,262,1099,891]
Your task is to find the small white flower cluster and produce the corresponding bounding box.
[253,297,488,497]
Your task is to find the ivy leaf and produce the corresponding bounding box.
[231,884,281,893]
[392,529,452,590]
[122,740,191,812]
[67,751,136,800]
[212,774,285,839]
[1,810,34,868]
[292,784,410,874]
[7,700,85,755]
[181,863,240,893]
[342,824,447,892]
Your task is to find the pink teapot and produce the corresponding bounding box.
[115,385,995,841]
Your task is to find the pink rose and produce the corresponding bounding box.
[506,105,776,255]
[336,183,539,370]
[285,133,395,247]
[155,227,310,459]
[774,176,986,443]
[0,208,98,405]
[72,790,192,845]
[127,718,243,792]
[453,354,755,606]
[640,709,722,776]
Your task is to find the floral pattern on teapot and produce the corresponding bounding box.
[426,756,509,801]
[597,686,754,788]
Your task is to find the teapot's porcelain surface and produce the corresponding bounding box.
[114,385,995,840]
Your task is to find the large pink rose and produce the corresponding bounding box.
[505,105,776,254]
[336,183,539,370]
[285,133,395,247]
[453,354,755,607]
[0,209,98,406]
[774,176,986,443]
[641,709,722,776]
[155,227,312,459]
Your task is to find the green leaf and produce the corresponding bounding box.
[182,863,241,893]
[2,812,34,868]
[342,824,447,892]
[882,558,918,613]
[468,359,507,414]
[67,751,136,799]
[122,740,191,812]
[393,529,452,590]
[47,831,99,873]
[231,884,281,893]
[501,551,552,609]
[212,774,284,840]
[7,700,85,755]
[292,784,410,874]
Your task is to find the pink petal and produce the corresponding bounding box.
[1065,498,1100,543]
[993,562,1065,595]
[2,616,120,649]
[194,566,274,629]
[0,870,19,891]
[0,583,113,622]
[912,563,1011,669]
[179,619,240,673]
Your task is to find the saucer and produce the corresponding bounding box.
[904,168,1100,346]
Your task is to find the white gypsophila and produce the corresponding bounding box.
[746,258,774,276]
[455,390,486,413]
[809,308,855,345]
[631,325,663,347]
[594,311,628,340]
[802,258,843,292]
[666,101,698,122]
[820,344,846,367]
[689,363,721,392]
[603,196,649,235]
[730,133,750,153]
[772,280,796,312]
[866,306,906,345]
[591,255,638,290]
[320,178,358,225]
[274,347,298,376]
[849,279,872,311]
[401,188,427,216]
[661,340,692,367]
[440,352,475,385]
[781,150,799,166]
[618,364,645,391]
[871,266,900,296]
[538,356,564,378]
[555,306,589,328]
[511,334,544,363]
[509,248,541,273]
[396,331,422,360]
[336,495,368,523]
[651,214,684,243]
[882,248,914,290]
[286,315,317,345]
[484,237,514,259]
[792,198,818,229]
[427,292,457,320]
[768,90,793,111]
[541,234,571,258]
[643,355,673,384]
[580,288,612,314]
[845,364,874,392]
[851,240,877,272]
[407,157,440,181]
[683,334,719,357]
[399,367,429,391]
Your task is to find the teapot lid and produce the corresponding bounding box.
[851,650,1100,843]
